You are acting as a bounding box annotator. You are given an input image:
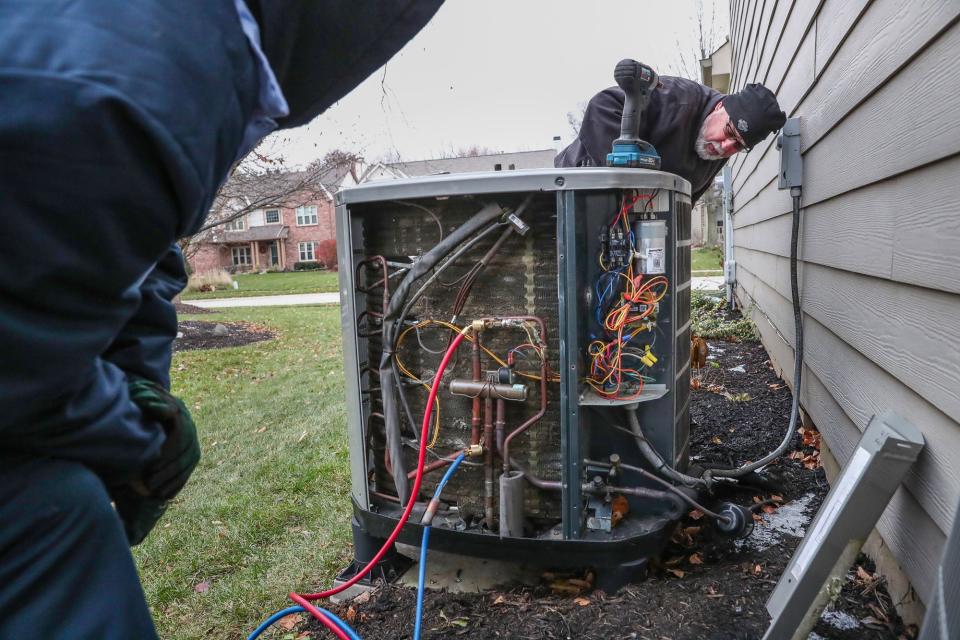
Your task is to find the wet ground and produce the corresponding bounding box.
[299,322,915,639]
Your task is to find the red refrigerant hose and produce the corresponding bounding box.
[291,328,471,605]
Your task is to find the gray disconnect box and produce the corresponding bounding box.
[763,412,924,640]
[777,117,802,190]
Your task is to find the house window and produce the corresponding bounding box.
[299,241,318,261]
[265,208,281,224]
[508,163,515,170]
[494,163,502,171]
[232,246,252,266]
[296,205,318,226]
[225,215,246,231]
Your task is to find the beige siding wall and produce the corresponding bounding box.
[729,0,960,607]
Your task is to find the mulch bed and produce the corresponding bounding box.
[173,320,276,352]
[301,316,915,639]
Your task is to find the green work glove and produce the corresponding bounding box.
[113,378,201,545]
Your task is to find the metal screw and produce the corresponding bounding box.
[555,177,565,187]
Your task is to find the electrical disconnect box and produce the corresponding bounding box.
[777,117,802,190]
[335,168,694,576]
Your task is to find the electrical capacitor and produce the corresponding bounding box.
[633,219,667,274]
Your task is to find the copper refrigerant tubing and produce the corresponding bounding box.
[471,334,482,445]
[484,392,495,529]
[495,316,548,475]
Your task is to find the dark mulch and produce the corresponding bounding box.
[302,315,914,640]
[173,320,276,352]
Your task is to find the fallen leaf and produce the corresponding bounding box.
[667,568,685,578]
[712,436,723,445]
[752,513,763,522]
[611,494,629,527]
[194,581,210,593]
[752,495,763,504]
[352,591,371,605]
[549,583,582,595]
[771,494,783,502]
[574,597,591,606]
[493,595,506,605]
[762,504,778,514]
[345,607,357,623]
[688,553,703,565]
[689,509,704,521]
[868,603,889,622]
[856,566,874,582]
[752,564,762,576]
[278,614,299,631]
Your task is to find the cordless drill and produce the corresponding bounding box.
[606,59,661,169]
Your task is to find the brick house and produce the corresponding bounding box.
[187,165,358,274]
[189,194,336,273]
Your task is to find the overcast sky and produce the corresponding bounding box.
[266,0,729,167]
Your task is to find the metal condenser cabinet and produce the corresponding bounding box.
[335,168,692,578]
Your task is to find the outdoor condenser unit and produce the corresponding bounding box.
[336,168,693,579]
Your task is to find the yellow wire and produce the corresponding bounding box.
[396,319,559,383]
[393,360,442,449]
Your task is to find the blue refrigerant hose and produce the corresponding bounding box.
[414,451,467,640]
[247,605,362,640]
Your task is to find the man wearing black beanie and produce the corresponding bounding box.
[556,77,787,202]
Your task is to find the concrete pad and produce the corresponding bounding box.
[395,543,540,593]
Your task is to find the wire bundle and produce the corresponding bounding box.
[587,192,667,399]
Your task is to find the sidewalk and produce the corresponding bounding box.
[188,277,724,309]
[186,292,339,308]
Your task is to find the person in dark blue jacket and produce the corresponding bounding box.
[0,1,443,637]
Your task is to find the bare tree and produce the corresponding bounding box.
[434,143,500,159]
[179,148,360,263]
[566,100,587,137]
[669,0,725,81]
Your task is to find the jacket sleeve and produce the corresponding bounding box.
[0,73,195,485]
[102,245,187,391]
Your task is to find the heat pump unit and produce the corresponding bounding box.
[336,168,692,581]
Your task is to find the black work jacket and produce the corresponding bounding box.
[556,76,725,202]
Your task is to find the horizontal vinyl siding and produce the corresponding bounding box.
[739,279,947,602]
[730,0,960,607]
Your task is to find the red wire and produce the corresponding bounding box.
[288,593,350,640]
[293,330,469,602]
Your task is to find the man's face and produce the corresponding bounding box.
[695,102,746,161]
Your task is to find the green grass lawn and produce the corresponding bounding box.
[181,271,340,300]
[135,305,352,639]
[692,246,724,275]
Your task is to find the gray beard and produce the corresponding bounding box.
[695,132,726,161]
